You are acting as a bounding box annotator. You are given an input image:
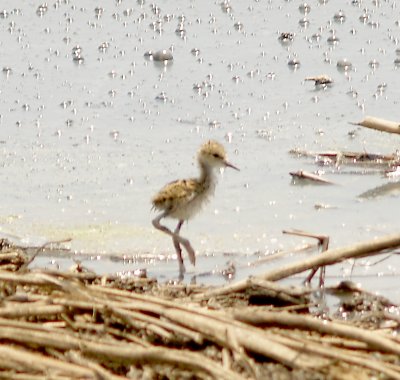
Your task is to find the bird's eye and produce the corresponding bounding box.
[212,153,220,158]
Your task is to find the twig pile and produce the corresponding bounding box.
[0,233,400,379]
[0,239,27,272]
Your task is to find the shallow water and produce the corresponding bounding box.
[1,1,400,299]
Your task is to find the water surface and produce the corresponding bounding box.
[1,0,400,299]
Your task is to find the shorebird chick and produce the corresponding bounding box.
[152,140,239,273]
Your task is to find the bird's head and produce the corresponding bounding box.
[198,140,239,171]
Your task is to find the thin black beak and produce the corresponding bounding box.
[225,161,240,171]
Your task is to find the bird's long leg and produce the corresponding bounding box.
[152,213,196,270]
[173,220,184,273]
[172,220,196,268]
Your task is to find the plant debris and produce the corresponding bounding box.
[1,234,400,379]
[289,170,335,185]
[350,116,400,135]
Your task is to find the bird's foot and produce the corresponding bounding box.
[178,260,186,276]
[175,236,196,266]
[184,243,196,266]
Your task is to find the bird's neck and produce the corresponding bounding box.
[198,161,218,190]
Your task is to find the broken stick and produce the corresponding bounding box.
[260,232,400,282]
[289,170,335,185]
[350,116,400,135]
[196,232,400,300]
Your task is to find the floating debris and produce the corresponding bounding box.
[190,47,200,56]
[94,7,104,18]
[290,148,400,171]
[333,10,346,23]
[288,58,301,68]
[278,32,294,44]
[314,203,338,210]
[163,13,173,22]
[350,116,400,135]
[290,170,335,185]
[305,75,333,86]
[290,148,399,162]
[2,67,12,76]
[36,3,48,17]
[298,3,311,14]
[150,19,163,32]
[155,92,168,102]
[175,23,185,37]
[150,3,161,15]
[247,69,260,78]
[369,59,379,69]
[231,75,241,83]
[98,41,109,53]
[108,70,118,79]
[208,120,221,128]
[348,129,357,138]
[336,58,352,71]
[151,49,174,62]
[192,83,203,92]
[298,18,310,28]
[368,20,379,29]
[123,8,133,17]
[327,33,340,45]
[72,45,84,64]
[266,72,276,80]
[221,0,233,13]
[310,33,321,42]
[358,182,400,199]
[234,21,244,31]
[109,130,120,140]
[143,50,153,59]
[359,12,370,23]
[60,100,73,109]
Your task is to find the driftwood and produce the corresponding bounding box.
[305,75,333,86]
[290,148,397,161]
[350,116,400,135]
[289,170,335,185]
[0,238,73,273]
[358,181,400,199]
[259,232,400,282]
[0,265,399,379]
[1,233,400,378]
[196,232,400,298]
[290,148,399,170]
[283,230,329,285]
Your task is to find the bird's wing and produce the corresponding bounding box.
[152,179,198,211]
